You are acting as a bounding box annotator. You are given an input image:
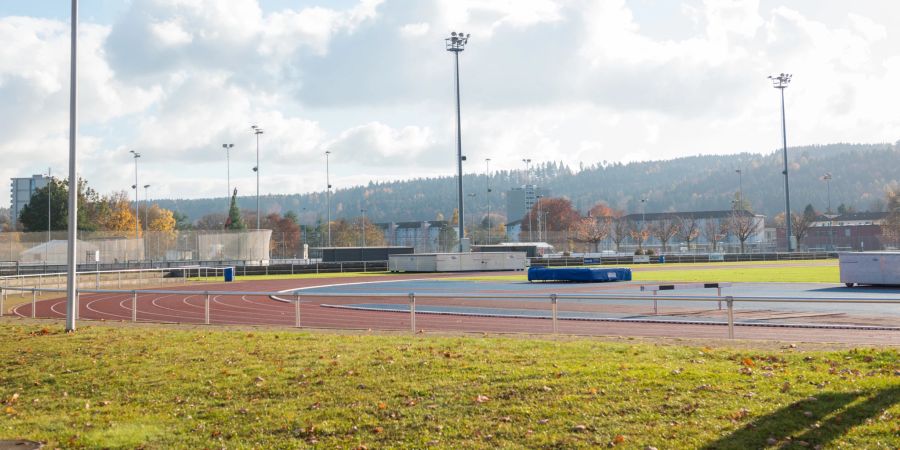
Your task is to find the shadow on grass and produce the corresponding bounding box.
[701,386,898,449]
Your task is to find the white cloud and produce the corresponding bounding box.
[399,22,430,38]
[2,0,900,205]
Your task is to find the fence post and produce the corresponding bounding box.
[409,293,416,333]
[132,291,138,323]
[726,296,734,339]
[30,290,37,318]
[0,287,4,317]
[715,286,722,310]
[118,271,121,289]
[74,292,79,321]
[653,290,658,315]
[550,293,558,334]
[294,293,301,328]
[205,292,210,325]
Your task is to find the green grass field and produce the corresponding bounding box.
[455,260,840,283]
[0,324,896,449]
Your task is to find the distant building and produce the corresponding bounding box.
[506,184,551,224]
[797,212,892,251]
[10,174,50,229]
[377,220,459,253]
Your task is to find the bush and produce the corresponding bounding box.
[634,249,644,255]
[645,248,656,256]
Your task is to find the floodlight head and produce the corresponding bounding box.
[144,184,150,188]
[129,150,141,158]
[132,185,136,189]
[252,166,258,172]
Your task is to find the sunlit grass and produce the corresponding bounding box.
[0,324,895,448]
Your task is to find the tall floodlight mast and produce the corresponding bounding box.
[445,31,470,251]
[769,73,793,251]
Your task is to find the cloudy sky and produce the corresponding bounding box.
[2,0,899,205]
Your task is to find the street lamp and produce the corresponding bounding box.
[466,193,477,241]
[735,169,743,208]
[769,73,793,251]
[536,195,544,242]
[485,158,492,243]
[44,167,52,261]
[640,198,648,224]
[325,150,332,247]
[822,172,833,250]
[251,125,263,229]
[522,158,531,185]
[129,150,141,240]
[222,143,233,202]
[446,31,470,252]
[143,184,151,229]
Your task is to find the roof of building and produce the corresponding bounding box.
[621,210,757,221]
[833,212,888,221]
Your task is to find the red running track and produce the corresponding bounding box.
[10,274,900,345]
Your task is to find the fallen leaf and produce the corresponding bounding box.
[741,357,755,367]
[475,395,490,403]
[613,434,626,443]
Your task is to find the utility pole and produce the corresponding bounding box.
[251,125,263,229]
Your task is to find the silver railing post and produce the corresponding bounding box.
[74,292,79,321]
[118,271,121,289]
[726,296,735,339]
[409,293,416,333]
[32,290,37,318]
[551,293,558,334]
[205,292,211,325]
[0,287,4,317]
[653,290,658,315]
[717,286,722,310]
[132,291,138,323]
[294,293,301,328]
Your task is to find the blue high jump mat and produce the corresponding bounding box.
[527,267,632,282]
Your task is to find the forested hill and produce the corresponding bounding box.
[156,142,899,225]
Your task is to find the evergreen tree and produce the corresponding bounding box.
[225,188,246,230]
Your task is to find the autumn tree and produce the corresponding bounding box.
[520,197,580,244]
[96,191,140,237]
[730,211,757,253]
[469,213,506,245]
[196,213,227,230]
[574,215,611,252]
[790,204,817,250]
[610,217,629,253]
[703,218,730,252]
[627,219,649,251]
[650,217,680,253]
[678,215,701,251]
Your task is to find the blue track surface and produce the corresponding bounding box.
[296,279,900,317]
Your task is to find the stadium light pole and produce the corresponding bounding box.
[129,150,141,239]
[823,172,833,250]
[251,126,263,229]
[485,158,492,243]
[222,143,233,203]
[769,73,793,251]
[735,169,743,208]
[143,184,151,229]
[325,150,332,247]
[523,158,533,241]
[446,31,470,252]
[65,0,78,332]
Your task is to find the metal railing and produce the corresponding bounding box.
[2,285,897,340]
